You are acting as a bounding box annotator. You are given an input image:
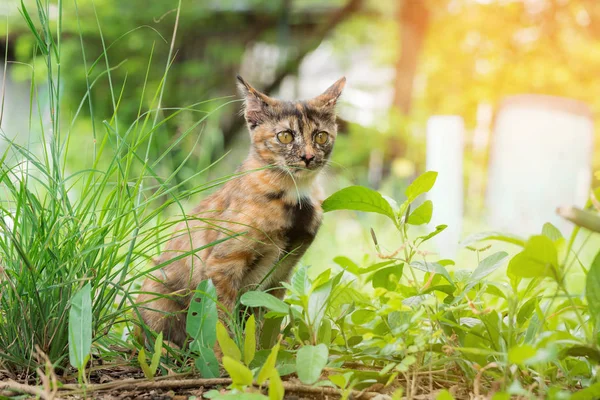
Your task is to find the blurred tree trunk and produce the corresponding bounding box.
[371,1,429,187]
[393,0,429,114]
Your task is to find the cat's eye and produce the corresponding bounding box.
[315,131,328,145]
[277,130,294,144]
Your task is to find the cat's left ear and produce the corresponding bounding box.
[310,77,346,109]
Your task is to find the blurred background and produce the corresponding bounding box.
[0,0,598,267]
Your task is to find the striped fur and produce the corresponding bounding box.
[137,76,345,347]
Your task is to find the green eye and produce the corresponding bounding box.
[277,130,293,144]
[315,131,328,145]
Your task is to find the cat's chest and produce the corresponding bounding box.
[281,198,322,248]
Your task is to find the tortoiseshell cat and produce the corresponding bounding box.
[137,75,345,346]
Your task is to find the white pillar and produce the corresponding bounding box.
[487,95,593,236]
[426,116,464,259]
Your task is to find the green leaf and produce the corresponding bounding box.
[436,389,455,400]
[268,370,284,400]
[148,332,163,378]
[507,235,559,279]
[258,343,281,385]
[407,200,433,225]
[572,383,600,400]
[542,222,563,241]
[296,344,329,385]
[410,261,453,285]
[460,231,525,248]
[138,349,152,380]
[405,171,437,202]
[561,345,600,363]
[508,345,537,365]
[244,315,256,366]
[470,251,508,282]
[351,309,376,325]
[322,186,396,222]
[328,374,348,389]
[69,283,92,370]
[333,256,361,275]
[217,322,242,362]
[195,346,220,378]
[586,250,600,324]
[308,281,333,334]
[371,266,403,290]
[186,280,218,348]
[222,356,254,389]
[417,225,447,242]
[291,265,309,295]
[240,291,290,315]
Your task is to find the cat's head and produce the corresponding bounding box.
[237,76,345,177]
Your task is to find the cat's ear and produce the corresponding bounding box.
[310,77,346,109]
[237,75,277,129]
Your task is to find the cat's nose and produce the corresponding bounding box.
[300,153,315,167]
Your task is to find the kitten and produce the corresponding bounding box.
[137,75,346,346]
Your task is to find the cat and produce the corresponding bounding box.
[137,75,346,347]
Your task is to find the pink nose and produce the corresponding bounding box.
[301,153,314,166]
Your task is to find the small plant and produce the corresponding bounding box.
[138,332,163,381]
[237,171,600,397]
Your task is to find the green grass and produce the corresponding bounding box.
[0,0,235,374]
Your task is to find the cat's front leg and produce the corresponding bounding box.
[203,244,255,314]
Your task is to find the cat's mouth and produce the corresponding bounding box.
[289,163,322,174]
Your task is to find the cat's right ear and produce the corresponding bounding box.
[237,75,276,130]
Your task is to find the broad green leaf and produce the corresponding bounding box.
[258,343,281,385]
[291,265,309,295]
[572,383,600,400]
[222,356,254,388]
[296,344,329,385]
[322,186,396,222]
[244,315,256,366]
[351,309,376,325]
[562,345,600,363]
[308,281,332,335]
[204,392,267,400]
[318,319,332,346]
[542,222,563,241]
[436,389,455,400]
[195,346,220,378]
[470,251,508,282]
[460,231,525,248]
[186,280,218,348]
[333,256,360,275]
[217,322,241,362]
[328,374,348,389]
[508,345,536,365]
[507,235,559,279]
[260,316,283,350]
[240,291,290,314]
[517,297,539,325]
[406,171,437,202]
[410,261,453,285]
[407,200,433,225]
[586,250,600,324]
[268,370,284,400]
[69,283,92,370]
[371,266,403,290]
